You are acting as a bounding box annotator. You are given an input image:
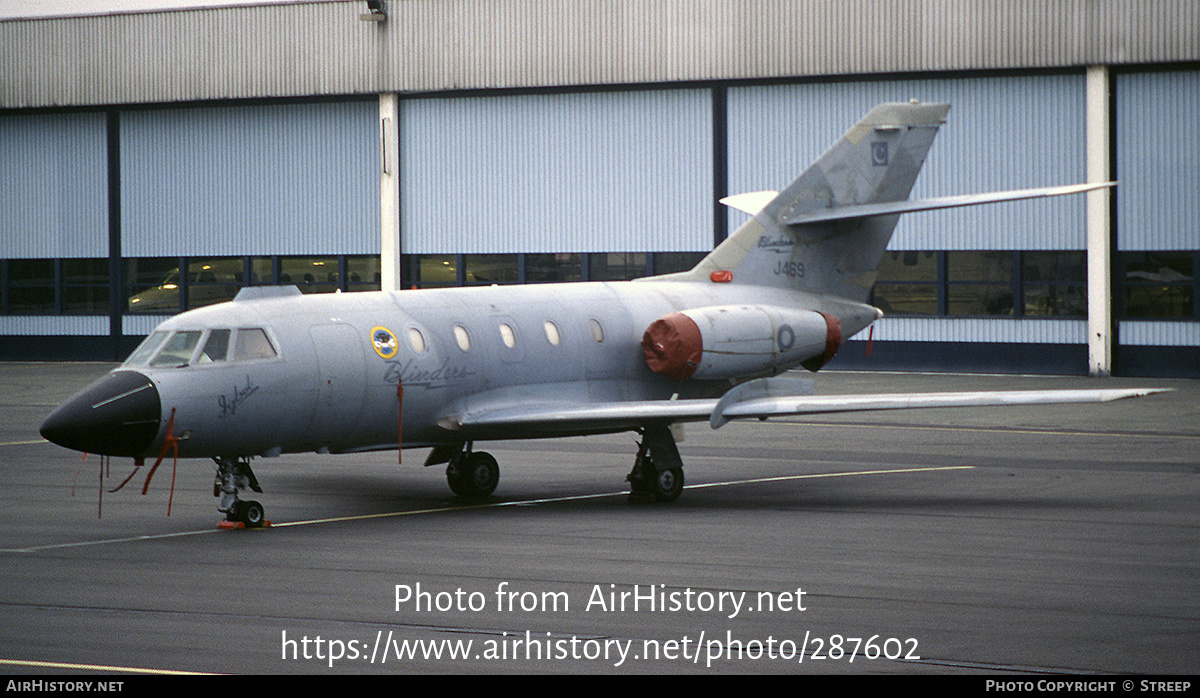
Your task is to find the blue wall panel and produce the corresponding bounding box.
[1116,70,1200,251]
[121,101,377,257]
[0,112,108,259]
[400,89,713,255]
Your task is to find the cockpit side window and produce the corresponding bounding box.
[233,328,277,361]
[198,329,231,363]
[149,331,202,367]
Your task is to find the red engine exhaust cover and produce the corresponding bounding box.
[799,311,842,372]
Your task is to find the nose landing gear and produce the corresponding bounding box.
[214,456,267,528]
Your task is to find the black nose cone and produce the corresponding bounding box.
[40,371,162,457]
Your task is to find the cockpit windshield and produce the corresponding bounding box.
[149,330,202,367]
[123,328,278,368]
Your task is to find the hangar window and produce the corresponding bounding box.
[61,259,109,314]
[1022,252,1086,317]
[590,252,648,281]
[233,328,277,361]
[946,252,1014,316]
[280,256,338,294]
[498,322,516,349]
[6,259,56,314]
[1120,252,1194,318]
[543,320,561,346]
[588,318,605,343]
[526,254,582,283]
[407,328,427,354]
[465,254,518,285]
[871,251,938,316]
[454,325,471,352]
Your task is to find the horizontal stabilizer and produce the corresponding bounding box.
[719,191,780,216]
[780,182,1116,226]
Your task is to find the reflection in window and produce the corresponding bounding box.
[1022,251,1086,317]
[126,257,182,313]
[465,254,518,285]
[526,254,581,283]
[280,257,338,294]
[871,251,938,316]
[347,256,382,292]
[185,258,245,310]
[408,255,460,288]
[946,252,1014,316]
[234,328,277,361]
[589,252,647,281]
[1121,252,1194,318]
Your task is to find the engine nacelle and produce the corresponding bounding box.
[642,305,842,381]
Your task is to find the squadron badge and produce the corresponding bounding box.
[371,326,398,359]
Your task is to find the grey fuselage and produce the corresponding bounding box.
[128,279,874,460]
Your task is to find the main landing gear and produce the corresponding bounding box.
[626,422,684,503]
[445,445,500,498]
[428,424,686,504]
[214,456,266,527]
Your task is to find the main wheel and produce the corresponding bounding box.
[446,459,468,496]
[461,452,499,497]
[238,500,265,527]
[649,467,684,502]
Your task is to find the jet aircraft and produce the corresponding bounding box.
[40,102,1163,526]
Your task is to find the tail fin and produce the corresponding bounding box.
[686,102,950,302]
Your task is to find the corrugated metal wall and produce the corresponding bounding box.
[727,75,1088,251]
[3,1,1198,109]
[121,101,378,257]
[400,89,712,254]
[860,318,1086,345]
[1120,320,1200,346]
[0,112,108,259]
[1115,69,1200,251]
[0,315,108,336]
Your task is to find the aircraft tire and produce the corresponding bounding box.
[650,467,684,503]
[238,500,265,528]
[446,460,468,496]
[462,452,499,497]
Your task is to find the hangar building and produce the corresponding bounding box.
[2,0,1197,376]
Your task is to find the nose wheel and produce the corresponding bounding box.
[214,456,267,528]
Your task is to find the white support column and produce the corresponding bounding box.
[379,93,401,292]
[1086,66,1113,377]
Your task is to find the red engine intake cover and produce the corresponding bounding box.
[642,312,703,381]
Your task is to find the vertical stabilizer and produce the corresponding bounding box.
[686,102,950,302]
